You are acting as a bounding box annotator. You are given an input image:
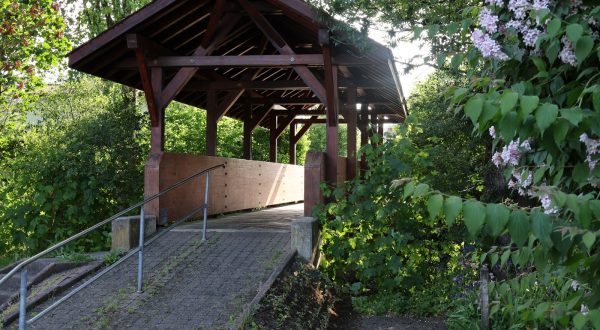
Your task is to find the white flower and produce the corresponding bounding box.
[489,126,497,139]
[540,194,558,214]
[492,152,504,167]
[501,140,521,166]
[571,280,580,291]
[581,304,589,316]
[580,133,600,171]
[520,139,532,152]
[507,19,525,31]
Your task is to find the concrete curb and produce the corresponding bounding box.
[232,249,297,330]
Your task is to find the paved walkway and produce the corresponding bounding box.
[24,203,303,330]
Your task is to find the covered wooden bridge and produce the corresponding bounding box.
[68,0,406,219]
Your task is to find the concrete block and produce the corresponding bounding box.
[111,215,157,251]
[291,217,319,263]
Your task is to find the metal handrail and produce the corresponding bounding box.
[0,163,224,287]
[1,163,225,329]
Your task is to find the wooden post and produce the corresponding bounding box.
[304,151,325,217]
[207,88,217,156]
[269,115,277,162]
[359,104,368,174]
[243,112,252,160]
[321,29,339,185]
[346,87,357,180]
[377,116,384,140]
[370,113,377,147]
[289,122,296,165]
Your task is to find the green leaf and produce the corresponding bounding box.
[501,91,519,115]
[532,211,554,248]
[535,103,559,134]
[534,302,550,319]
[464,96,484,125]
[499,112,518,141]
[560,107,584,126]
[509,210,530,246]
[552,119,570,146]
[546,18,561,38]
[594,89,600,112]
[573,313,587,330]
[403,181,416,199]
[486,204,510,237]
[566,24,584,45]
[546,39,560,64]
[575,36,594,63]
[413,183,430,198]
[500,250,510,267]
[520,95,539,118]
[464,201,486,238]
[427,194,444,220]
[588,310,600,330]
[443,196,463,227]
[582,231,596,251]
[572,162,590,186]
[531,57,547,72]
[589,200,600,218]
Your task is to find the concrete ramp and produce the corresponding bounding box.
[25,204,303,329]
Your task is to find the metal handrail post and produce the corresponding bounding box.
[19,269,27,330]
[202,172,210,241]
[137,206,145,293]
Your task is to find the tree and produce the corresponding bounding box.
[0,0,69,131]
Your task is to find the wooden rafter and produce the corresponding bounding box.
[237,0,327,105]
[291,115,318,144]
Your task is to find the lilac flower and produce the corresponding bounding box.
[508,0,531,20]
[501,140,521,166]
[580,133,600,170]
[520,139,532,152]
[522,27,542,47]
[506,19,525,31]
[559,36,577,66]
[492,152,504,167]
[489,126,497,139]
[540,194,558,214]
[479,8,499,33]
[471,29,510,60]
[486,0,505,6]
[532,0,550,10]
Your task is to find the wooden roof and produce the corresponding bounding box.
[68,0,407,128]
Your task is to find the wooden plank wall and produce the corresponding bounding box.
[158,153,304,220]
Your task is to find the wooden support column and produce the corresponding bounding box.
[207,88,217,156]
[321,29,339,185]
[289,122,297,165]
[359,104,369,174]
[243,112,252,160]
[346,87,357,180]
[377,116,385,139]
[269,116,278,162]
[370,113,377,146]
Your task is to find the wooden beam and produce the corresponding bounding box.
[216,89,245,121]
[289,122,296,165]
[346,87,357,180]
[132,47,160,128]
[237,0,327,104]
[243,112,252,160]
[269,116,277,162]
[160,9,240,109]
[164,78,388,91]
[321,29,339,185]
[207,88,217,156]
[144,55,324,67]
[291,115,318,144]
[249,104,274,130]
[274,115,295,139]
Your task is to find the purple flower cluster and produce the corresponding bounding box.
[508,0,530,19]
[508,169,533,196]
[580,133,600,171]
[479,8,499,33]
[472,29,509,60]
[492,139,531,167]
[559,36,578,66]
[486,0,505,6]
